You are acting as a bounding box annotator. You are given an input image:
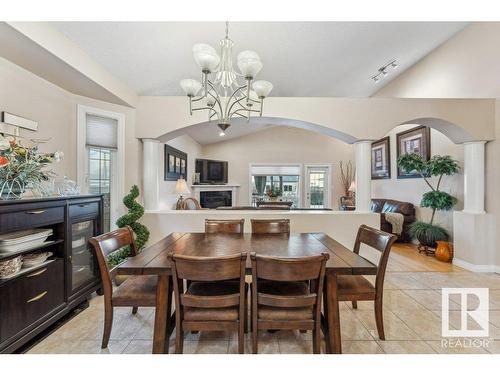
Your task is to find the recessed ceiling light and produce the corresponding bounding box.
[219,131,226,137]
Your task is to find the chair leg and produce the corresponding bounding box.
[238,320,245,354]
[352,301,358,309]
[175,324,184,354]
[244,296,249,334]
[132,306,138,314]
[101,302,113,349]
[313,314,322,354]
[374,298,385,340]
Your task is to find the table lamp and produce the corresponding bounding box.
[174,177,190,210]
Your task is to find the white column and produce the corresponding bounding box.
[142,138,160,211]
[355,140,372,212]
[463,141,486,214]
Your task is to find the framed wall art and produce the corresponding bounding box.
[396,125,431,179]
[371,136,391,179]
[164,145,188,181]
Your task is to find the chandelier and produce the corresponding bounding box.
[180,22,273,136]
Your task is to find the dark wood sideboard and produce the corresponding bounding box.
[0,195,104,353]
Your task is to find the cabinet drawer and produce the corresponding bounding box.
[0,260,64,343]
[69,202,99,219]
[0,206,64,232]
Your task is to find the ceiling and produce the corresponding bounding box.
[51,22,468,97]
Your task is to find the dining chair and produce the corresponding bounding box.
[251,219,290,234]
[90,226,160,349]
[168,253,248,354]
[205,219,244,234]
[336,224,397,340]
[250,252,329,354]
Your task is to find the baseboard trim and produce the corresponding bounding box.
[453,258,500,273]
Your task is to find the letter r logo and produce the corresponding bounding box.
[442,288,489,337]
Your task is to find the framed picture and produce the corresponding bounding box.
[396,125,431,179]
[164,145,187,181]
[371,136,391,179]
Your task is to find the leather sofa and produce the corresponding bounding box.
[371,199,416,242]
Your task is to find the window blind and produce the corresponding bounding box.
[86,114,118,149]
[250,165,301,176]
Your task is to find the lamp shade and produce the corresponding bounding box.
[193,43,220,72]
[237,50,263,78]
[180,79,202,97]
[348,180,356,192]
[174,177,190,195]
[248,90,259,102]
[252,80,273,98]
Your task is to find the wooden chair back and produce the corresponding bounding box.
[205,219,244,234]
[251,219,290,234]
[89,226,138,300]
[250,252,329,308]
[168,253,247,309]
[352,224,397,293]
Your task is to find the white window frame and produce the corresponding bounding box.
[248,163,303,206]
[303,164,333,209]
[77,104,125,229]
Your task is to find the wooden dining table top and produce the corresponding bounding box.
[117,232,377,276]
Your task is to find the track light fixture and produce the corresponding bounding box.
[371,59,398,83]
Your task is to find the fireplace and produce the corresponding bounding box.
[199,190,232,208]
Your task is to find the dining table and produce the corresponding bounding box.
[116,232,377,354]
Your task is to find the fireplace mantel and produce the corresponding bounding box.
[190,184,240,208]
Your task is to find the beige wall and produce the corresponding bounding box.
[0,56,75,179]
[0,57,139,204]
[373,22,500,270]
[372,125,464,236]
[375,23,500,98]
[136,96,496,144]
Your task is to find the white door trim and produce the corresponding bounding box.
[76,104,125,229]
[303,164,333,209]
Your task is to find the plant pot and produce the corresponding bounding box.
[114,274,129,286]
[435,241,453,263]
[1,185,25,199]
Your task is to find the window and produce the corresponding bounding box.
[250,164,301,208]
[78,106,124,233]
[88,147,113,231]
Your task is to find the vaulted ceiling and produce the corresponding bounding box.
[51,22,468,97]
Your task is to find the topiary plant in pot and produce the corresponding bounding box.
[107,185,150,269]
[397,153,460,250]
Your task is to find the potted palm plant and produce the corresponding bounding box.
[397,154,460,253]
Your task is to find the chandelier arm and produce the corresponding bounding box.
[232,112,249,120]
[230,108,261,118]
[226,95,250,118]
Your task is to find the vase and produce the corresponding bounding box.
[435,241,453,262]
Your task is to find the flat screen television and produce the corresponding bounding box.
[195,159,228,184]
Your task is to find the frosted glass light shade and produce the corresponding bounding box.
[180,79,202,97]
[248,90,259,102]
[237,50,263,78]
[252,80,273,98]
[193,43,220,72]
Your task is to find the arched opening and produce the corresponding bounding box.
[371,123,464,240]
[154,117,358,211]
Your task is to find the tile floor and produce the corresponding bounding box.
[27,245,500,354]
